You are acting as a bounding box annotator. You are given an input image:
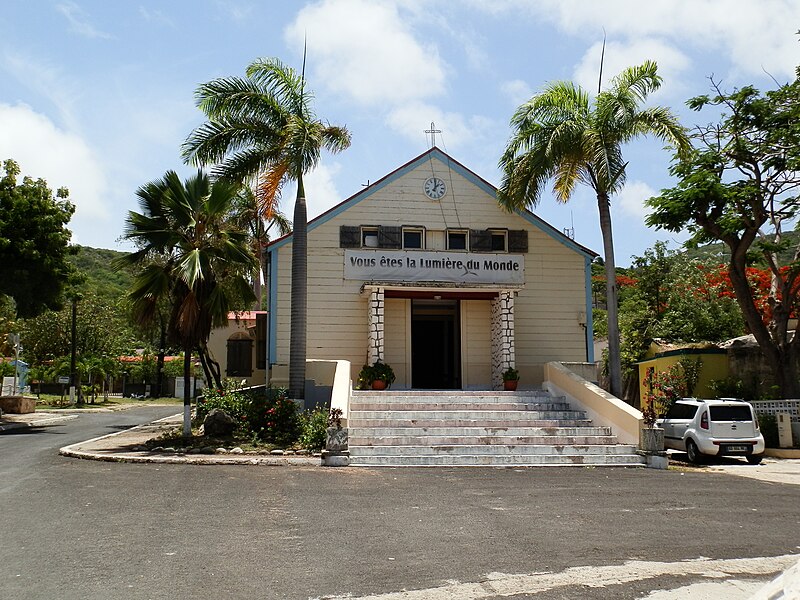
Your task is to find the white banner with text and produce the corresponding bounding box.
[344,250,524,285]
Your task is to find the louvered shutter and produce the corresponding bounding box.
[378,226,402,249]
[470,229,492,252]
[508,230,529,253]
[339,226,361,248]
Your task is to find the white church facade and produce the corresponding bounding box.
[265,147,597,390]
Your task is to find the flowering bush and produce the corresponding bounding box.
[245,387,299,446]
[643,365,687,423]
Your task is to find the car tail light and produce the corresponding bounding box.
[700,411,709,430]
[754,412,760,430]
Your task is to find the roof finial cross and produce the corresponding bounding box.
[424,121,442,148]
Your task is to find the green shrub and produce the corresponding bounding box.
[196,382,250,423]
[245,387,299,446]
[298,406,330,451]
[709,377,745,399]
[758,413,779,448]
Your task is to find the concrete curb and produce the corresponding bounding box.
[58,413,322,467]
[0,414,78,432]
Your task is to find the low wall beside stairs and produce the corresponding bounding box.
[543,362,642,446]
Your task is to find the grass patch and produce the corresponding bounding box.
[34,394,185,409]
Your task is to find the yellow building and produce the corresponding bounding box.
[637,343,729,403]
[266,147,597,390]
[206,311,268,388]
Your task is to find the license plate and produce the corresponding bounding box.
[724,445,749,452]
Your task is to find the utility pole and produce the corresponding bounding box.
[70,295,78,404]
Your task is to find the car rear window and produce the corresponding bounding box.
[709,405,752,421]
[665,403,698,419]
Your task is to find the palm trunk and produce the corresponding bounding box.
[182,344,192,437]
[289,178,307,401]
[597,193,622,398]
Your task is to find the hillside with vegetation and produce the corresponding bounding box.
[69,245,133,304]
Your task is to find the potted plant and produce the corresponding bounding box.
[358,360,396,390]
[502,367,519,391]
[639,402,665,453]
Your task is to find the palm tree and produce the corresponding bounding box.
[229,186,292,309]
[498,61,689,398]
[119,170,257,436]
[182,57,351,400]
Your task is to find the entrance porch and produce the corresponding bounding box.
[363,283,520,390]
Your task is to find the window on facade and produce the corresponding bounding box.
[226,337,253,377]
[361,227,379,248]
[403,228,424,249]
[490,230,507,252]
[447,230,467,250]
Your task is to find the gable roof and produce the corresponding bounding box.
[268,146,598,259]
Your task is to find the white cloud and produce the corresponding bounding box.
[282,162,343,221]
[501,79,533,106]
[471,0,800,80]
[2,52,81,132]
[573,39,691,98]
[386,101,493,148]
[613,180,657,220]
[0,103,111,244]
[56,1,112,39]
[284,0,447,106]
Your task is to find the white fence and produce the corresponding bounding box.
[751,400,800,423]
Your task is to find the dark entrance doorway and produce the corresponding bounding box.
[411,299,461,389]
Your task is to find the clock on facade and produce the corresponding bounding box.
[423,176,446,199]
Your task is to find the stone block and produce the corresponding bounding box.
[0,395,35,414]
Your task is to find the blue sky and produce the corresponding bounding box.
[1,0,798,265]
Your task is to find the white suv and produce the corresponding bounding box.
[658,399,766,465]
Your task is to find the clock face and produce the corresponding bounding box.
[424,177,446,199]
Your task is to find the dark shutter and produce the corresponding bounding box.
[378,226,402,249]
[255,314,267,369]
[508,230,528,253]
[470,229,492,252]
[226,339,253,377]
[339,225,361,248]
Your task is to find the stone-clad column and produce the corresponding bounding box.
[367,287,385,364]
[491,291,515,389]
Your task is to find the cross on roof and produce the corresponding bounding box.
[424,122,442,148]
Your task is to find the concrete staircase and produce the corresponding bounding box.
[347,390,644,467]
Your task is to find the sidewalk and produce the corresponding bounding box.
[0,410,78,432]
[58,413,321,466]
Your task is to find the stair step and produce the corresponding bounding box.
[350,402,572,411]
[352,390,555,398]
[350,435,619,446]
[348,426,613,436]
[349,410,586,420]
[347,418,595,428]
[350,444,637,456]
[348,454,645,467]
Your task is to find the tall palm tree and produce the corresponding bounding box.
[498,61,689,398]
[229,186,292,309]
[119,170,257,436]
[182,57,351,401]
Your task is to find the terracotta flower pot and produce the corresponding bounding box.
[371,379,387,391]
[503,379,518,391]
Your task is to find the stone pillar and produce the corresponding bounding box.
[367,287,385,364]
[491,291,515,389]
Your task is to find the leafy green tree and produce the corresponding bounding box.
[498,61,689,398]
[18,292,136,364]
[119,170,257,436]
[0,159,77,317]
[647,70,800,397]
[182,57,351,400]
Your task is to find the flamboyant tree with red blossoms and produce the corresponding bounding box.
[648,70,800,398]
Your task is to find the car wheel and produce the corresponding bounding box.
[746,454,764,465]
[686,439,704,465]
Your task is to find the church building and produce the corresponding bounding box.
[266,147,596,390]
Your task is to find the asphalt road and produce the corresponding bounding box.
[2,409,798,600]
